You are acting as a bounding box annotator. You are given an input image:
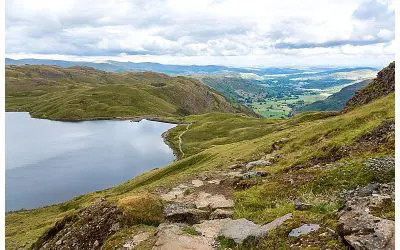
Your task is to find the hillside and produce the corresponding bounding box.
[345,61,395,111]
[296,80,370,112]
[5,65,255,120]
[6,60,395,249]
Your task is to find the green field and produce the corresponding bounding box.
[250,94,327,118]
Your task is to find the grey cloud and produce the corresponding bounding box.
[275,38,388,49]
[352,0,394,21]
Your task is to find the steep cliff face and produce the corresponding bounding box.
[345,62,395,111]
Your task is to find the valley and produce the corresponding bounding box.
[5,62,395,250]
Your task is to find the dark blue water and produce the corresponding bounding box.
[5,112,176,211]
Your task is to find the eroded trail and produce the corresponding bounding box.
[178,123,191,158]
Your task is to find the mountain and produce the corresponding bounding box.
[6,58,377,76]
[296,80,370,112]
[5,65,255,120]
[345,61,395,111]
[6,63,394,250]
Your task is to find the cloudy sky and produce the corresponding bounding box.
[5,0,395,67]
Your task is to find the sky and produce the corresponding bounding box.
[5,0,395,67]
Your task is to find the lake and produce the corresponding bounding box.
[5,112,176,211]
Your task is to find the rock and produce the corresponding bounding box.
[160,186,188,202]
[122,232,151,249]
[358,183,379,197]
[219,213,292,244]
[153,223,214,250]
[218,218,262,243]
[210,209,233,219]
[207,180,221,185]
[192,179,204,187]
[164,203,209,224]
[228,163,245,170]
[195,192,234,210]
[241,171,268,179]
[30,200,124,249]
[260,213,292,233]
[288,224,320,237]
[110,222,120,232]
[245,160,271,171]
[294,200,312,211]
[193,219,232,239]
[338,182,395,250]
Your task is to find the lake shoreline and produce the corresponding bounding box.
[6,112,177,212]
[5,109,183,124]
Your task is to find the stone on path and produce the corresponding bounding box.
[207,180,221,185]
[160,185,189,202]
[122,232,151,249]
[164,203,209,224]
[193,219,232,239]
[218,213,292,244]
[288,224,320,237]
[192,180,204,187]
[153,223,213,250]
[210,209,233,219]
[195,192,234,210]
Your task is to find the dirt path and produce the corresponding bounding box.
[178,123,191,158]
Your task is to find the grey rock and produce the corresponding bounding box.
[241,171,268,179]
[210,209,233,219]
[195,192,234,210]
[294,200,312,211]
[219,213,292,244]
[288,224,320,237]
[164,203,209,224]
[218,218,263,243]
[245,160,271,171]
[338,182,395,250]
[192,179,204,187]
[153,223,214,250]
[358,183,379,197]
[110,222,120,232]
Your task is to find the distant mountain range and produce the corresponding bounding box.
[5,58,377,76]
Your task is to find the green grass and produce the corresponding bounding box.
[5,65,253,120]
[5,93,394,249]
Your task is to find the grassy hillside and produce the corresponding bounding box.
[5,65,254,120]
[6,91,394,249]
[296,80,370,112]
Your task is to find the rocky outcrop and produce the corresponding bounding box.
[338,182,395,250]
[345,61,395,111]
[31,200,124,250]
[164,203,209,224]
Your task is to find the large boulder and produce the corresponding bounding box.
[218,213,292,244]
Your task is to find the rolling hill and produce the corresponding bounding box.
[5,65,255,120]
[295,80,370,112]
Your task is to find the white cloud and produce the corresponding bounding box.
[5,0,395,67]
